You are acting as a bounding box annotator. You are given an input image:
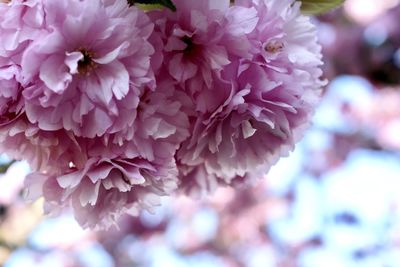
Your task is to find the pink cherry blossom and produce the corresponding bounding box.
[177,0,325,188]
[21,0,158,142]
[26,143,179,230]
[23,76,190,229]
[149,0,256,99]
[0,0,327,229]
[0,58,84,173]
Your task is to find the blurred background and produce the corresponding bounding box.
[1,0,400,266]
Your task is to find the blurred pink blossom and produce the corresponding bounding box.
[350,88,400,150]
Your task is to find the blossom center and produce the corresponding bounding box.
[265,40,285,53]
[181,36,195,54]
[78,49,97,75]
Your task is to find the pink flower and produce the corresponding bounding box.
[149,0,256,100]
[23,76,189,229]
[0,58,83,173]
[177,0,325,187]
[0,0,326,229]
[26,146,179,230]
[21,0,158,142]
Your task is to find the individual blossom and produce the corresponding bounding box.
[25,140,179,230]
[24,78,190,229]
[21,0,158,142]
[177,0,325,188]
[0,56,85,173]
[149,0,257,100]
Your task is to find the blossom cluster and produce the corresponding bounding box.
[0,0,324,229]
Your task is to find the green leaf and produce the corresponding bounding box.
[300,0,345,15]
[135,3,165,11]
[0,160,15,174]
[129,0,176,11]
